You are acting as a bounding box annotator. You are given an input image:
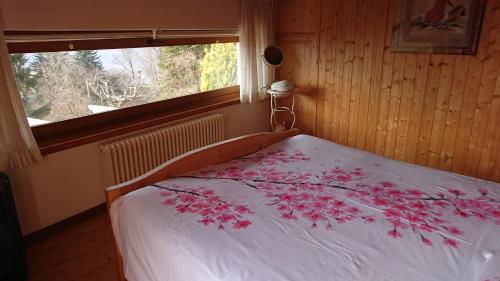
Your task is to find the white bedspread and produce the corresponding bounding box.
[110,135,500,281]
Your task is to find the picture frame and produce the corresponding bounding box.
[392,0,486,55]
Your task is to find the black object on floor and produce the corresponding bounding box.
[0,173,27,281]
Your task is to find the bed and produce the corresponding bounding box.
[106,130,500,281]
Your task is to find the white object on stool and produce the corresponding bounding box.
[271,80,295,92]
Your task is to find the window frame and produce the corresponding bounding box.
[7,32,240,155]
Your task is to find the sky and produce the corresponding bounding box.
[98,49,122,70]
[25,49,131,71]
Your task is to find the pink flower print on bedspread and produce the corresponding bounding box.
[155,184,253,230]
[158,149,500,249]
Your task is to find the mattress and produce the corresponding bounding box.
[110,134,500,281]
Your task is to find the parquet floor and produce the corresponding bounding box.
[26,211,119,281]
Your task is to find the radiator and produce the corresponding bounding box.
[99,114,225,186]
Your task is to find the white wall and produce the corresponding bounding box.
[6,101,270,235]
[0,0,239,30]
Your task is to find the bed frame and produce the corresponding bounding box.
[105,129,299,281]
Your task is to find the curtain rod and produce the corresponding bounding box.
[4,29,239,43]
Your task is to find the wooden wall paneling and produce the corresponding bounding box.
[465,58,500,177]
[355,0,376,150]
[347,0,367,147]
[449,0,495,174]
[301,62,313,132]
[449,60,483,174]
[277,0,321,135]
[365,0,390,153]
[278,0,500,182]
[374,0,396,155]
[463,5,500,176]
[414,55,443,166]
[492,84,500,181]
[277,33,318,133]
[477,72,500,179]
[383,53,405,159]
[310,0,322,136]
[321,0,338,140]
[437,55,470,171]
[404,54,430,163]
[393,54,417,161]
[338,0,356,145]
[426,55,456,168]
[315,0,330,139]
[278,0,320,33]
[493,144,500,182]
[331,0,347,142]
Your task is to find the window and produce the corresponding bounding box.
[6,32,240,154]
[10,42,238,126]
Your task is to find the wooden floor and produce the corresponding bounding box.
[26,211,119,281]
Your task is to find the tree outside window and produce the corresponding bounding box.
[9,42,238,126]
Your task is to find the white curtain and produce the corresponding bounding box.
[0,29,42,170]
[238,0,274,103]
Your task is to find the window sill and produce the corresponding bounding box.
[32,86,240,155]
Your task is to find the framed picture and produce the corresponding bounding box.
[392,0,486,54]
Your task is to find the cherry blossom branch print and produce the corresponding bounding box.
[159,149,500,249]
[155,184,252,230]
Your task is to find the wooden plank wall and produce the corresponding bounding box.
[276,0,500,182]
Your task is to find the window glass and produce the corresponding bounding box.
[9,42,238,126]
